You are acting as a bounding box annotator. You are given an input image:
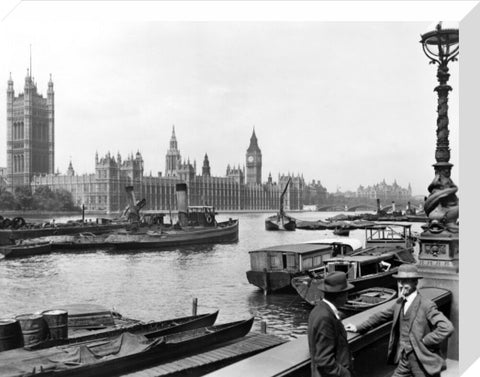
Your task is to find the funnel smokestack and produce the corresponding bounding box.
[176,183,188,226]
[125,186,136,208]
[392,201,396,212]
[376,198,381,212]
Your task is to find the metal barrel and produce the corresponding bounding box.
[0,319,23,351]
[42,310,68,340]
[15,313,47,347]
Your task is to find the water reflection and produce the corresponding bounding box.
[247,291,310,340]
[0,212,426,339]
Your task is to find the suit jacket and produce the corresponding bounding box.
[308,300,353,377]
[356,292,453,376]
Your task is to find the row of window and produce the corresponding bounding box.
[11,122,50,141]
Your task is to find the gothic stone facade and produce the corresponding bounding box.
[6,72,54,190]
[31,128,306,213]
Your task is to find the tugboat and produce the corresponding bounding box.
[1,184,239,255]
[105,183,239,250]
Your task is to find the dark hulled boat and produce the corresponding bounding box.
[0,318,254,377]
[3,184,239,254]
[0,220,127,246]
[30,311,219,350]
[0,302,219,353]
[0,241,52,258]
[106,183,239,250]
[105,218,239,250]
[265,214,296,231]
[265,178,296,231]
[291,248,415,305]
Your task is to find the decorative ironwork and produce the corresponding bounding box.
[424,243,447,258]
[420,22,459,235]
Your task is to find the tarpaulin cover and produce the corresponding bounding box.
[0,332,164,377]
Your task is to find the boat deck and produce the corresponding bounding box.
[122,333,286,377]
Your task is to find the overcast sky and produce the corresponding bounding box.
[0,2,472,195]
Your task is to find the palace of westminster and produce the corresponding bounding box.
[2,70,412,213]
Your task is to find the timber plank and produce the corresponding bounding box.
[122,333,286,377]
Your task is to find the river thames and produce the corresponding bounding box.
[0,212,423,340]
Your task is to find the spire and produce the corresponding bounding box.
[202,154,211,177]
[67,159,75,176]
[30,44,32,79]
[169,125,178,149]
[7,72,13,92]
[247,126,261,153]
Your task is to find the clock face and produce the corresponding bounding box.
[247,156,254,163]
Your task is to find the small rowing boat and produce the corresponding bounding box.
[0,241,52,258]
[339,287,397,316]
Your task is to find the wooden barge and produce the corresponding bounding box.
[0,303,218,353]
[246,239,363,294]
[0,221,127,246]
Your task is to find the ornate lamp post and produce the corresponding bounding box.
[418,22,459,361]
[418,22,459,271]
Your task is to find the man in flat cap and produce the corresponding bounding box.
[345,264,453,377]
[308,271,355,377]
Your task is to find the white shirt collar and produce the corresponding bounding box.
[403,290,418,314]
[323,298,340,320]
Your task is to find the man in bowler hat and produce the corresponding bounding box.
[345,264,453,377]
[308,271,355,377]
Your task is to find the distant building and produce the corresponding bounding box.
[356,179,412,202]
[302,179,328,206]
[6,71,54,190]
[31,128,307,213]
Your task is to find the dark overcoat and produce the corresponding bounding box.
[356,292,453,376]
[308,300,353,377]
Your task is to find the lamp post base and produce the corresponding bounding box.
[418,231,459,360]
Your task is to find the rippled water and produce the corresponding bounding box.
[0,212,423,340]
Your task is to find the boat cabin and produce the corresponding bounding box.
[322,253,399,280]
[249,239,362,274]
[141,213,166,225]
[303,238,363,258]
[365,223,415,250]
[186,206,217,227]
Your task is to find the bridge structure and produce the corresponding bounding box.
[316,203,382,212]
[316,205,349,211]
[316,203,423,212]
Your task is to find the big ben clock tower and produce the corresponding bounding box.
[246,128,262,185]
